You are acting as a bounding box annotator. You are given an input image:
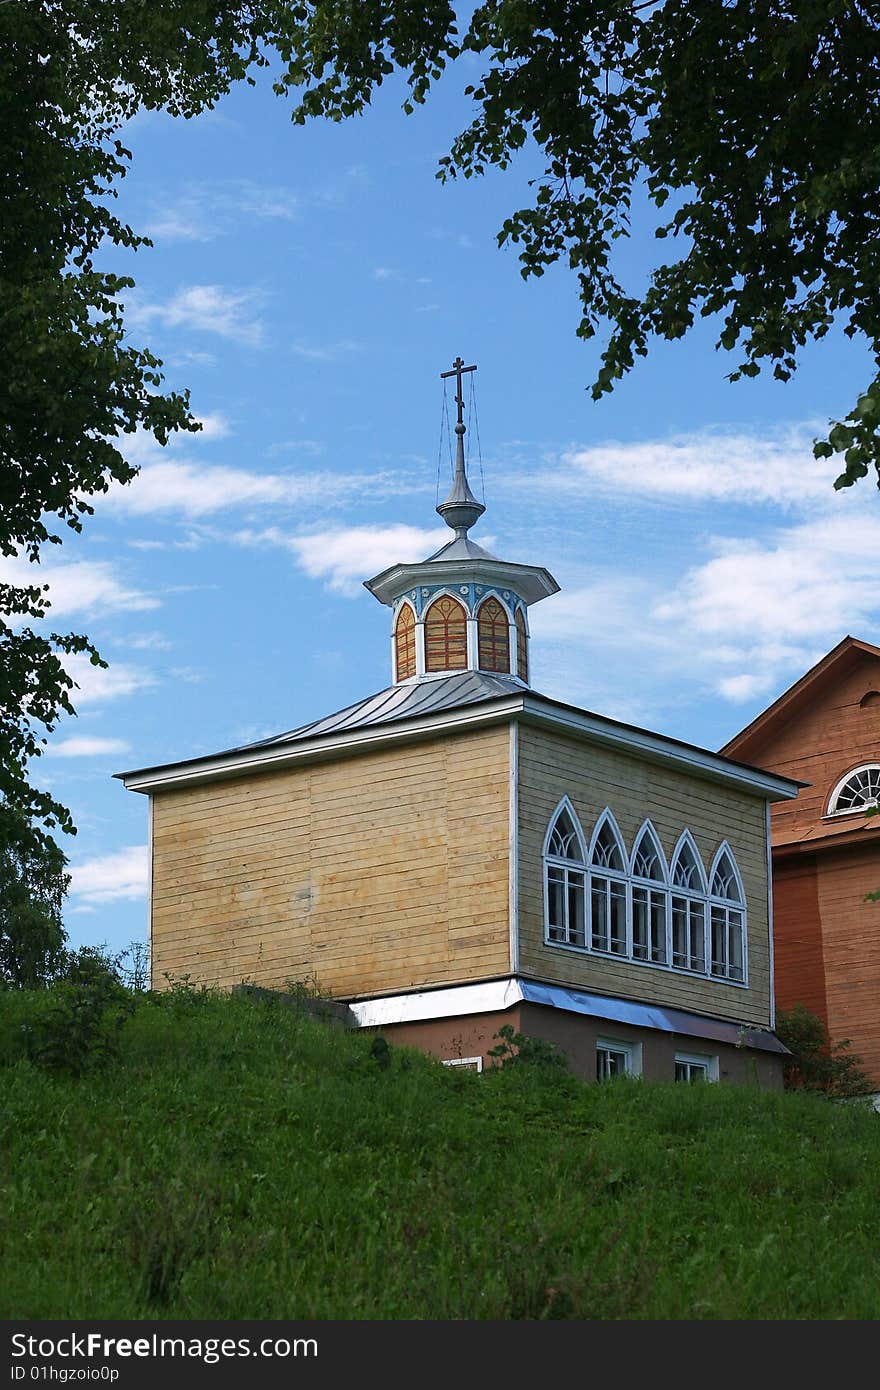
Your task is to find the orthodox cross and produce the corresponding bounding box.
[440,356,477,428]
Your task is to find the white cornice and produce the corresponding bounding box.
[518,697,799,802]
[117,688,800,801]
[365,557,559,608]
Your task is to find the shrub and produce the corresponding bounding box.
[776,1004,874,1100]
[24,946,133,1077]
[489,1023,568,1071]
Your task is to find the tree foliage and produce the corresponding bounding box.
[0,2,279,852]
[270,0,880,490]
[0,812,69,988]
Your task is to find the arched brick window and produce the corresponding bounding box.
[394,603,416,681]
[424,595,467,672]
[477,597,510,673]
[515,608,528,683]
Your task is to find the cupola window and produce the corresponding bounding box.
[394,603,416,681]
[477,597,510,674]
[515,608,529,683]
[424,595,467,673]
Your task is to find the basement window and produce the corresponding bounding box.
[674,1051,719,1083]
[596,1038,640,1080]
[442,1056,483,1073]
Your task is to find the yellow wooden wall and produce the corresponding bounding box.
[516,725,773,1026]
[150,725,511,995]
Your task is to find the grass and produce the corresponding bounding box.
[1,985,879,1319]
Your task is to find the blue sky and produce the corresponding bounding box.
[20,63,878,953]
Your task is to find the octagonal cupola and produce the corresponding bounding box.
[365,357,559,687]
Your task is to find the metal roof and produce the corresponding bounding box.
[348,976,788,1055]
[236,670,523,750]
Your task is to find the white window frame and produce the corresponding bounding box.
[826,763,880,818]
[543,797,589,949]
[708,842,748,983]
[588,810,630,958]
[442,1056,483,1073]
[670,830,709,975]
[596,1036,642,1080]
[674,1050,719,1083]
[542,806,749,989]
[630,819,670,966]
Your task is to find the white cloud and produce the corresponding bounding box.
[69,845,148,906]
[522,502,880,717]
[125,632,172,651]
[290,339,362,362]
[0,556,156,620]
[656,513,880,644]
[557,425,839,508]
[242,524,449,596]
[127,285,265,347]
[104,461,402,518]
[45,736,131,758]
[144,181,302,243]
[64,654,157,705]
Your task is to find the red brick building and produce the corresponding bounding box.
[723,637,880,1089]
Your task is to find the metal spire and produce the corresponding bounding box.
[437,356,485,536]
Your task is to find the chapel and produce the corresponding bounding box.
[118,359,799,1086]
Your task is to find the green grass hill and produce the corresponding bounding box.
[2,985,879,1319]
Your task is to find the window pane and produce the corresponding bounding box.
[547,866,565,941]
[672,896,688,967]
[728,909,744,981]
[610,881,627,954]
[689,901,705,971]
[568,874,586,947]
[633,886,649,959]
[591,878,609,950]
[650,893,667,963]
[711,904,726,976]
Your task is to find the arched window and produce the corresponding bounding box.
[709,846,745,981]
[394,603,416,681]
[828,764,880,815]
[544,801,586,948]
[630,822,668,964]
[515,608,529,683]
[670,834,707,973]
[589,813,628,956]
[424,594,467,672]
[477,597,510,673]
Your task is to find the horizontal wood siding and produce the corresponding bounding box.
[517,725,772,1025]
[150,726,511,996]
[752,653,880,843]
[817,843,880,1087]
[770,853,828,1024]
